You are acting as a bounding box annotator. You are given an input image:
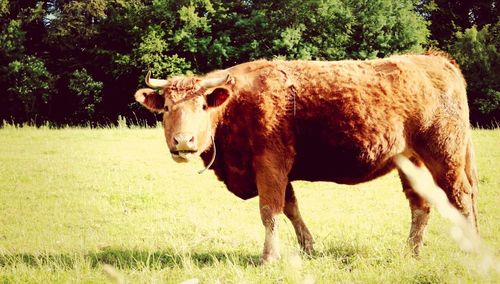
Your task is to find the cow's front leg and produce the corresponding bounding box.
[259,202,281,263]
[254,153,289,264]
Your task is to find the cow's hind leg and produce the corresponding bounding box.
[398,157,431,255]
[416,125,478,232]
[426,159,477,229]
[465,137,479,232]
[284,183,314,254]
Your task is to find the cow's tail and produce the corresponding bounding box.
[393,154,481,252]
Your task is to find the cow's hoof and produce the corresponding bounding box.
[260,253,280,264]
[406,238,424,257]
[298,234,314,255]
[302,244,314,255]
[301,238,314,255]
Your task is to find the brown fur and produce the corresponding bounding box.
[135,53,478,260]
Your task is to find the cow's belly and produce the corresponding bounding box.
[288,139,397,184]
[289,147,394,184]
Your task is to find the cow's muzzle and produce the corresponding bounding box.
[170,132,199,161]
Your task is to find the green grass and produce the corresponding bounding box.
[0,126,499,283]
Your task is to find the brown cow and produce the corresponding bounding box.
[134,52,478,263]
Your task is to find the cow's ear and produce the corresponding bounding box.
[206,88,230,108]
[134,88,165,112]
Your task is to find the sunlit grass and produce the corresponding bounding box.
[0,126,499,283]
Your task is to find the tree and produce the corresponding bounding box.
[0,0,8,16]
[68,68,103,123]
[6,55,54,123]
[226,0,429,61]
[0,4,54,124]
[449,21,500,125]
[133,26,191,78]
[423,0,499,46]
[349,0,429,58]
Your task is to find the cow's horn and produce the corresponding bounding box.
[200,74,231,89]
[145,70,168,88]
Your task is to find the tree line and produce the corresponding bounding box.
[0,0,498,126]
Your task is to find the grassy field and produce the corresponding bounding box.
[0,126,499,283]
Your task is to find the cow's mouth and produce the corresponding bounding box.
[170,149,198,155]
[170,149,198,162]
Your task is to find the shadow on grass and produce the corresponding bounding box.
[0,242,396,271]
[313,241,391,270]
[0,247,261,269]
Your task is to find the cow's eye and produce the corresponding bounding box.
[202,104,208,111]
[163,105,169,112]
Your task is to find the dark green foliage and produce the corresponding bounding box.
[449,21,500,125]
[0,0,497,126]
[68,68,104,122]
[6,55,54,121]
[0,13,55,124]
[0,20,25,57]
[422,0,498,47]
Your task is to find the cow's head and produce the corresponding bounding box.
[134,71,234,162]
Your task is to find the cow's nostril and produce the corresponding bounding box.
[173,133,194,146]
